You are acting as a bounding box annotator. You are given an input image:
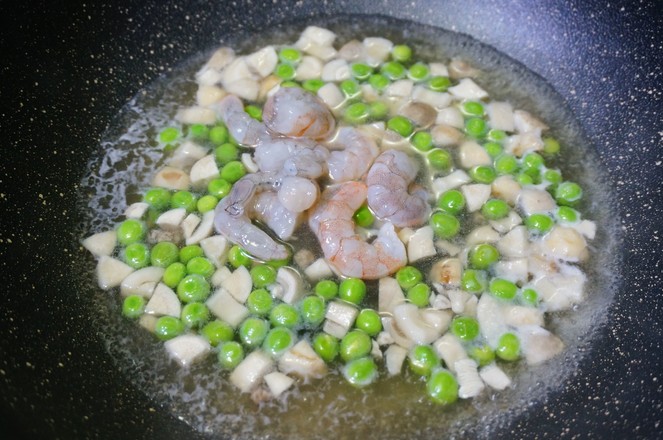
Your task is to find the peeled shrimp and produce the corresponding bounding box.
[309,181,407,279]
[250,190,302,241]
[325,127,380,183]
[215,94,270,147]
[366,150,430,227]
[263,87,335,139]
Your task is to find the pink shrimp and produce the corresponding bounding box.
[308,181,407,280]
[263,87,335,139]
[325,127,380,183]
[366,150,430,228]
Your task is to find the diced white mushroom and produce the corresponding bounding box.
[458,140,491,169]
[181,213,201,241]
[518,188,557,216]
[461,184,491,212]
[124,202,150,219]
[226,78,260,102]
[571,219,597,240]
[239,152,258,174]
[448,78,488,100]
[222,57,259,99]
[466,225,500,246]
[429,258,462,286]
[230,350,274,393]
[433,333,468,373]
[278,340,327,379]
[325,301,358,331]
[436,106,464,128]
[199,235,229,268]
[504,132,544,157]
[503,304,544,327]
[138,314,158,333]
[431,124,464,147]
[245,46,278,78]
[168,140,208,172]
[407,226,436,263]
[431,170,471,197]
[322,320,349,339]
[185,211,215,245]
[376,330,395,346]
[489,210,522,234]
[491,175,521,206]
[263,371,294,398]
[476,294,508,347]
[411,86,452,109]
[486,101,515,132]
[165,334,211,367]
[431,293,452,310]
[513,110,549,134]
[435,239,462,257]
[371,339,383,360]
[386,79,414,100]
[338,40,365,61]
[304,258,333,281]
[464,295,479,317]
[206,289,250,327]
[275,267,305,304]
[378,277,406,314]
[517,325,564,365]
[120,266,164,298]
[82,230,117,257]
[317,82,344,109]
[384,344,408,376]
[156,208,187,230]
[293,249,315,269]
[420,309,452,334]
[448,289,472,314]
[196,84,227,106]
[211,266,232,287]
[493,258,529,284]
[479,364,512,390]
[448,58,480,79]
[189,155,219,190]
[96,256,134,290]
[540,226,589,262]
[175,106,216,125]
[195,66,222,87]
[221,265,252,303]
[152,166,191,191]
[455,358,484,398]
[497,226,529,258]
[428,62,449,76]
[296,26,337,49]
[381,317,414,350]
[321,58,350,82]
[357,121,386,141]
[362,37,393,66]
[145,282,181,317]
[294,55,323,80]
[196,47,235,85]
[392,303,443,345]
[532,263,586,311]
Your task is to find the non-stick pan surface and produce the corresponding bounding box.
[1,0,661,438]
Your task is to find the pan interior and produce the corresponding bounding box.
[77,15,620,439]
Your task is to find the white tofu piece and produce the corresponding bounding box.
[120,266,164,298]
[156,208,187,230]
[407,226,436,263]
[82,230,117,257]
[461,184,491,212]
[206,289,249,328]
[458,140,491,169]
[433,333,468,373]
[222,265,252,303]
[378,277,405,314]
[124,202,150,219]
[384,345,408,376]
[200,235,229,268]
[185,210,215,245]
[175,106,216,125]
[189,155,219,189]
[263,371,294,397]
[303,258,333,281]
[165,334,211,367]
[145,282,181,317]
[230,350,274,393]
[278,340,327,379]
[448,78,488,100]
[96,256,134,290]
[479,364,512,390]
[276,267,305,304]
[246,46,278,78]
[455,358,485,399]
[486,101,515,132]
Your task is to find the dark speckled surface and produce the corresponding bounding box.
[0,0,661,439]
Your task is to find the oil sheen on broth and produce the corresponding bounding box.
[80,17,618,440]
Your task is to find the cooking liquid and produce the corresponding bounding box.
[78,16,619,439]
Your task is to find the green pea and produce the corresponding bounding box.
[469,344,495,367]
[246,289,273,316]
[181,302,210,328]
[355,309,382,337]
[555,181,583,205]
[395,266,423,290]
[470,165,497,183]
[543,137,561,154]
[481,199,510,220]
[340,79,361,99]
[465,117,487,138]
[197,195,218,213]
[344,102,370,124]
[143,188,171,212]
[245,104,262,121]
[228,245,252,268]
[339,278,366,305]
[496,332,520,361]
[543,169,562,185]
[215,142,239,165]
[353,205,375,228]
[407,62,430,82]
[302,78,325,92]
[209,125,229,146]
[494,154,519,174]
[163,262,186,288]
[520,288,539,306]
[408,345,439,376]
[263,327,294,358]
[201,320,234,346]
[177,274,211,303]
[300,296,326,327]
[179,245,203,264]
[278,47,301,64]
[154,316,185,341]
[516,172,534,186]
[387,115,414,138]
[350,63,373,80]
[487,129,507,143]
[556,206,579,223]
[218,341,244,369]
[220,161,246,183]
[427,368,459,405]
[207,178,232,199]
[170,190,198,212]
[411,131,434,152]
[430,212,460,238]
[489,278,518,300]
[525,213,554,234]
[343,357,378,387]
[484,141,504,158]
[461,269,488,293]
[451,316,480,341]
[428,76,451,92]
[469,244,500,269]
[437,190,466,215]
[315,279,338,300]
[275,63,296,80]
[123,242,150,269]
[391,44,412,62]
[250,265,277,288]
[186,256,214,278]
[117,219,146,246]
[368,73,390,92]
[461,101,485,117]
[150,241,179,268]
[407,283,431,308]
[238,317,269,348]
[368,101,389,120]
[427,149,452,171]
[269,303,299,328]
[340,330,372,362]
[380,61,406,80]
[122,295,145,319]
[159,127,180,144]
[313,332,339,363]
[187,123,209,140]
[280,80,299,88]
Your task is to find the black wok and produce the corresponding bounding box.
[1,0,661,438]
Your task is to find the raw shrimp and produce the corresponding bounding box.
[263,87,335,139]
[214,173,289,261]
[250,191,302,241]
[215,95,270,147]
[309,181,407,280]
[366,150,430,227]
[325,127,380,183]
